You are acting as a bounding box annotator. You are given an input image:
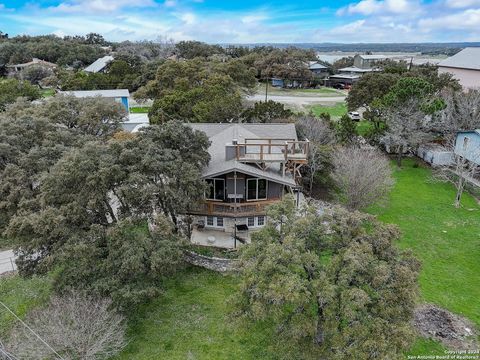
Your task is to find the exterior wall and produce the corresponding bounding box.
[121,96,130,111]
[226,175,246,198]
[438,67,480,89]
[267,181,283,199]
[455,132,480,165]
[353,55,366,69]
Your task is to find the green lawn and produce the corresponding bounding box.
[116,268,321,360]
[40,88,55,98]
[130,107,150,114]
[258,83,343,97]
[0,275,52,337]
[369,159,480,329]
[309,102,347,118]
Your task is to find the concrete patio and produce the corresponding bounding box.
[190,228,249,249]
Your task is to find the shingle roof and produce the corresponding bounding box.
[84,55,114,73]
[61,89,130,98]
[438,48,480,71]
[188,123,299,187]
[339,66,375,73]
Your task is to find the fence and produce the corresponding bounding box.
[0,255,17,274]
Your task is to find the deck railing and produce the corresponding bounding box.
[235,139,309,162]
[189,199,280,217]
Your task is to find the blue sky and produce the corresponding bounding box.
[1,0,480,43]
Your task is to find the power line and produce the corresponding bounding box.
[0,301,65,360]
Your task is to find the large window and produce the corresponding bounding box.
[205,216,224,228]
[206,178,225,200]
[247,178,267,200]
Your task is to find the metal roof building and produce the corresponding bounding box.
[83,55,114,73]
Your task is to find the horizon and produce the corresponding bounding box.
[1,0,480,43]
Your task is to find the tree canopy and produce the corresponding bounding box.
[235,197,420,359]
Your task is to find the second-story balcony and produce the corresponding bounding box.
[188,198,280,217]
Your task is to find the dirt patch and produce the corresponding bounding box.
[414,304,478,350]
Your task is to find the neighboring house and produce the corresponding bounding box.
[308,61,329,76]
[328,73,360,86]
[438,48,480,89]
[83,55,114,73]
[186,123,309,249]
[353,54,387,69]
[61,89,130,111]
[271,78,284,87]
[6,58,57,76]
[455,130,480,165]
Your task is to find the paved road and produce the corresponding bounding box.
[247,94,346,106]
[0,250,17,274]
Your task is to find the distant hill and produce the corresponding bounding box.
[222,42,480,56]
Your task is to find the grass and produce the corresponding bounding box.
[0,237,15,251]
[130,107,150,113]
[116,268,321,360]
[0,274,52,337]
[258,83,343,97]
[369,158,480,354]
[40,88,55,98]
[309,102,347,118]
[356,120,374,136]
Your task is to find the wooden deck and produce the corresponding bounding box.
[189,199,280,217]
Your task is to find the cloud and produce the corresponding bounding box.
[337,0,418,16]
[51,0,157,13]
[445,0,480,8]
[419,8,480,30]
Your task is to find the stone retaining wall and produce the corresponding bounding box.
[184,250,238,272]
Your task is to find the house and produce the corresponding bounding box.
[328,73,360,86]
[308,61,329,76]
[353,54,387,69]
[83,55,114,73]
[61,89,130,111]
[185,123,309,249]
[6,58,57,76]
[455,130,480,165]
[438,48,480,89]
[271,78,284,87]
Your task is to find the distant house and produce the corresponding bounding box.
[271,78,284,87]
[185,123,308,248]
[438,48,480,89]
[353,54,387,69]
[6,58,57,76]
[308,61,329,76]
[328,73,360,86]
[61,89,130,111]
[83,55,114,73]
[455,130,480,165]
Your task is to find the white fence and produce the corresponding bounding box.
[0,250,17,274]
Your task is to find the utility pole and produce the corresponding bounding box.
[265,77,268,102]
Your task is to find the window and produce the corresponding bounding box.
[257,216,265,226]
[247,217,255,227]
[206,178,225,200]
[246,178,268,200]
[205,216,224,228]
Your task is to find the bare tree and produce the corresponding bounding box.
[332,147,394,210]
[434,138,480,208]
[438,89,480,139]
[296,115,335,195]
[381,98,432,167]
[6,292,126,360]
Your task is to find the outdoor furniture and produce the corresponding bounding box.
[207,236,216,244]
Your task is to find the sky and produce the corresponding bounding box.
[1,0,480,43]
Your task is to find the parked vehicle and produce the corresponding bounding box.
[332,83,345,89]
[348,111,361,121]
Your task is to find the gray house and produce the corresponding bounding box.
[61,89,130,112]
[455,130,480,165]
[186,123,308,248]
